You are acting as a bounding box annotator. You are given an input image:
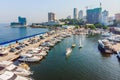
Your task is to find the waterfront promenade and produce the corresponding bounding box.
[0,31,60,61]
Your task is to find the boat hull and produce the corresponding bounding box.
[79,46,82,48]
[98,40,113,54]
[98,44,112,54]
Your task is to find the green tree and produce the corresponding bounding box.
[75,25,79,29]
[86,24,95,29]
[103,26,108,29]
[94,23,103,28]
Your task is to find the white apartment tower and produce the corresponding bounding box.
[101,10,109,25]
[78,10,83,20]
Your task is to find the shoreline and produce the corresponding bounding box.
[0,31,47,46]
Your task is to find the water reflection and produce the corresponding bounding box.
[100,52,112,57]
[18,27,27,37]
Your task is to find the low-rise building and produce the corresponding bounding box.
[42,21,65,26]
[62,25,75,29]
[115,13,120,21]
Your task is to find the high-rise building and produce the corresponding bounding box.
[78,10,83,20]
[101,10,109,25]
[18,16,27,25]
[67,15,71,19]
[108,17,114,25]
[115,13,120,21]
[86,8,102,24]
[48,12,55,22]
[73,8,78,19]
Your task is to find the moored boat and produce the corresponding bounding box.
[0,61,32,77]
[19,63,30,71]
[66,48,72,56]
[0,71,32,80]
[79,37,83,48]
[5,64,32,77]
[18,54,42,62]
[101,32,112,37]
[71,44,76,48]
[98,40,113,54]
[117,51,120,60]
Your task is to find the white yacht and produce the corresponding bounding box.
[98,40,113,54]
[102,32,112,37]
[66,48,72,56]
[0,71,32,80]
[0,50,8,56]
[19,63,30,71]
[39,51,47,56]
[0,61,30,71]
[0,61,32,77]
[31,50,47,57]
[0,61,13,67]
[18,54,41,62]
[117,51,120,59]
[6,64,32,77]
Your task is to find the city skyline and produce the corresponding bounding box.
[0,0,120,23]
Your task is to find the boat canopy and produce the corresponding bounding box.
[0,71,15,80]
[6,64,16,71]
[0,61,13,66]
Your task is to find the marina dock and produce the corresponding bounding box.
[1,28,120,61]
[0,28,88,61]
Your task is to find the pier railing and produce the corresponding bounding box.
[0,31,47,46]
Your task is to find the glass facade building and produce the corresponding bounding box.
[18,16,27,25]
[73,8,78,19]
[48,12,55,22]
[87,8,102,24]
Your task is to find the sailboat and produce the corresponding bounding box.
[71,36,76,48]
[79,36,83,48]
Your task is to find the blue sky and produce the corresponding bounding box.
[0,0,120,23]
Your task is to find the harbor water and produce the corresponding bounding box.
[0,24,48,43]
[30,35,120,80]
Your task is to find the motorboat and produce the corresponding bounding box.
[39,51,47,56]
[0,66,5,75]
[19,63,30,71]
[66,48,72,56]
[47,42,55,47]
[0,61,32,77]
[0,61,30,70]
[66,34,71,37]
[18,54,42,62]
[0,50,8,56]
[0,71,32,80]
[98,40,113,54]
[102,32,112,37]
[55,38,61,42]
[71,44,76,48]
[117,51,120,59]
[28,49,47,57]
[108,36,120,42]
[5,64,32,77]
[0,61,13,67]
